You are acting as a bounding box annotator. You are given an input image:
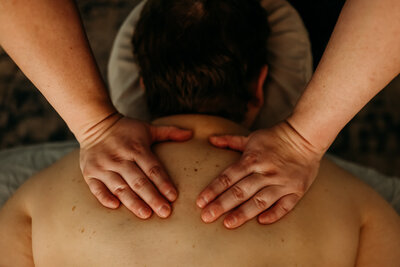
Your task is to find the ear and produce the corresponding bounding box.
[250,64,268,108]
[242,65,268,128]
[139,77,145,92]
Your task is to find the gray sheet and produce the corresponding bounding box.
[0,141,78,207]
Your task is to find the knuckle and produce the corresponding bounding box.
[253,195,268,210]
[132,177,148,191]
[279,203,291,214]
[217,174,232,189]
[148,165,162,178]
[120,160,134,171]
[112,183,130,196]
[81,163,100,178]
[109,153,124,163]
[130,141,145,155]
[91,186,104,198]
[293,179,308,193]
[242,152,260,165]
[231,185,245,201]
[82,168,92,179]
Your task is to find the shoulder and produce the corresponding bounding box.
[318,158,400,265]
[0,149,80,266]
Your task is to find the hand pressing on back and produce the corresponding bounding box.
[79,113,192,219]
[196,121,325,229]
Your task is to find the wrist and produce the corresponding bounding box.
[76,111,123,147]
[69,98,121,145]
[285,113,332,154]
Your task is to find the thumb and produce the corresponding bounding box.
[150,125,193,143]
[209,135,248,152]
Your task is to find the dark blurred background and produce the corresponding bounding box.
[0,0,399,176]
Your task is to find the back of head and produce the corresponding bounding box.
[132,0,269,123]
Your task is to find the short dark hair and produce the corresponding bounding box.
[132,0,269,122]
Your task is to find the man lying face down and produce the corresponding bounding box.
[0,0,399,266]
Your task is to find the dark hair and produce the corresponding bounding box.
[132,0,269,122]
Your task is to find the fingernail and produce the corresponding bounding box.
[225,216,237,228]
[138,207,151,218]
[166,189,177,202]
[202,210,214,222]
[197,196,208,208]
[158,205,170,218]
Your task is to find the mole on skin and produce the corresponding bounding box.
[72,206,76,211]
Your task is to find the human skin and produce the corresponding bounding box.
[288,0,400,150]
[1,0,398,226]
[0,115,399,267]
[0,0,192,219]
[198,0,400,227]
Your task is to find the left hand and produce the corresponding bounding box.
[79,114,192,219]
[196,121,325,229]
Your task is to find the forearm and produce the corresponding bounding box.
[288,0,400,151]
[0,0,116,141]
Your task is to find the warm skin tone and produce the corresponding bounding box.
[0,114,399,266]
[288,0,400,150]
[0,0,192,219]
[194,66,322,227]
[1,0,399,227]
[197,0,400,227]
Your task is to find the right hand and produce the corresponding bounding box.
[196,121,325,228]
[79,114,193,219]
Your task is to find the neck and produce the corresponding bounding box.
[152,114,250,140]
[150,114,248,206]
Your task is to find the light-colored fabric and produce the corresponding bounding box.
[0,141,78,208]
[107,0,313,129]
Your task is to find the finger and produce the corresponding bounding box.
[196,158,255,208]
[222,186,285,229]
[112,161,173,218]
[150,125,193,142]
[97,171,153,219]
[134,149,178,202]
[200,173,267,223]
[257,194,300,224]
[86,178,120,209]
[208,135,249,151]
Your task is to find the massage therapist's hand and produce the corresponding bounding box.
[197,121,325,229]
[79,113,192,219]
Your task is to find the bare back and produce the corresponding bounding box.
[1,115,399,266]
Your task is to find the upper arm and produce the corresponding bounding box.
[355,188,400,266]
[0,187,34,267]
